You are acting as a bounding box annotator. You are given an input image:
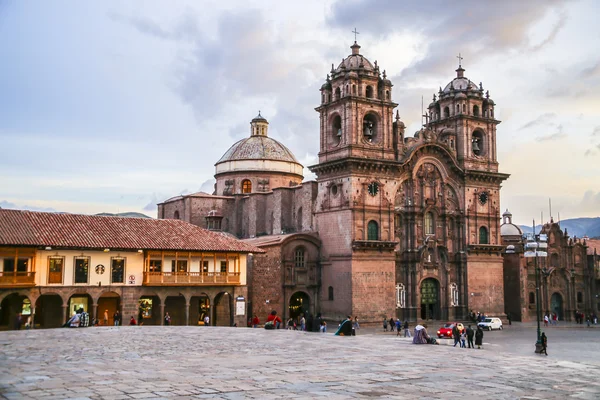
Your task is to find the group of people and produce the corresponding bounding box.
[543,312,559,326]
[574,310,597,326]
[382,317,412,337]
[413,323,485,349]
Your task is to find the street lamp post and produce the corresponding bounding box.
[524,219,548,354]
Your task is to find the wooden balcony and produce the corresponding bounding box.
[143,271,241,286]
[0,271,36,287]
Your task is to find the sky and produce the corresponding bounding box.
[1,0,599,225]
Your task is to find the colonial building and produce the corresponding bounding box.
[501,210,599,321]
[159,41,510,323]
[0,209,262,329]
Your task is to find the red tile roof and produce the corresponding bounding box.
[0,209,263,253]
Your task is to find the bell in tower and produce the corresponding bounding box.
[472,137,481,155]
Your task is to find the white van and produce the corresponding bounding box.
[478,317,503,331]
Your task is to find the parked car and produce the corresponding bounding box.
[478,317,503,331]
[437,322,465,338]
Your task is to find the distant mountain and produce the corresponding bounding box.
[95,212,152,219]
[518,217,600,238]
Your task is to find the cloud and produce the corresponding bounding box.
[143,194,161,211]
[520,113,557,130]
[328,0,569,80]
[199,179,216,194]
[529,11,568,52]
[108,11,199,41]
[584,149,594,157]
[0,200,57,213]
[536,124,566,142]
[581,61,600,78]
[592,126,600,136]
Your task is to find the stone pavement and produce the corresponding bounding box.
[1,326,600,399]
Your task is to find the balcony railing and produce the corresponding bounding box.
[0,271,36,287]
[143,271,240,286]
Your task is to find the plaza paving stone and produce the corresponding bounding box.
[0,326,599,399]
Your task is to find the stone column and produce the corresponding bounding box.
[62,305,68,325]
[91,303,98,325]
[185,303,190,326]
[160,304,165,326]
[31,307,36,329]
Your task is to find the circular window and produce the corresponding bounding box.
[478,192,488,206]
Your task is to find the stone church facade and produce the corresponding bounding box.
[159,41,509,323]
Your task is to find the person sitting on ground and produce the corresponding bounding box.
[69,312,80,328]
[334,316,353,336]
[129,316,136,325]
[320,321,327,333]
[265,310,282,329]
[413,324,437,344]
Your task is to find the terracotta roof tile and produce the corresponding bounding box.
[0,209,263,253]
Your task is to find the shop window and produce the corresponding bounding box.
[48,256,64,284]
[367,220,379,240]
[328,286,334,301]
[172,260,188,273]
[2,258,29,272]
[111,257,125,284]
[149,260,162,273]
[74,257,89,284]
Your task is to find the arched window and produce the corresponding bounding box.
[322,93,325,104]
[479,226,489,244]
[328,286,334,301]
[462,104,466,113]
[363,113,378,142]
[366,85,373,98]
[367,220,379,240]
[386,90,390,100]
[472,130,485,156]
[450,283,459,306]
[396,283,406,308]
[353,84,357,95]
[577,292,583,303]
[335,87,341,100]
[473,105,480,116]
[242,180,252,194]
[173,210,180,220]
[424,212,434,235]
[294,247,305,268]
[444,106,450,118]
[332,115,342,144]
[529,292,535,304]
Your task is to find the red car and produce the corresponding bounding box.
[437,322,465,338]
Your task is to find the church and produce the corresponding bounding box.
[158,41,510,323]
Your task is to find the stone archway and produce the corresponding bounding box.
[289,291,310,321]
[213,291,232,327]
[97,291,121,326]
[0,292,31,329]
[164,294,186,326]
[420,278,440,320]
[551,292,564,321]
[35,293,63,328]
[190,293,211,326]
[138,295,160,326]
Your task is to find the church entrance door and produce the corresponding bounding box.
[289,291,310,321]
[420,279,439,320]
[551,292,563,320]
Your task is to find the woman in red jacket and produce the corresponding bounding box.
[252,314,260,328]
[266,311,282,329]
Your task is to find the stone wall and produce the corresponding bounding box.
[466,253,505,316]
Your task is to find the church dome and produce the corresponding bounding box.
[217,136,299,164]
[334,42,376,74]
[442,66,481,95]
[500,209,523,237]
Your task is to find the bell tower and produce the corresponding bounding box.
[311,41,399,322]
[316,41,398,163]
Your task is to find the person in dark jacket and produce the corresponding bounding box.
[475,326,484,349]
[466,325,475,348]
[335,316,353,336]
[541,332,548,355]
[389,317,395,332]
[452,324,461,347]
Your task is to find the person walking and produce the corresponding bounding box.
[204,314,210,326]
[507,312,512,326]
[389,317,395,333]
[383,317,388,332]
[403,320,411,337]
[466,325,475,349]
[353,317,360,335]
[475,326,484,349]
[103,309,109,326]
[138,308,144,326]
[164,312,171,326]
[300,315,306,331]
[540,332,548,355]
[460,330,467,348]
[395,319,402,336]
[113,310,121,326]
[452,324,461,347]
[544,314,549,327]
